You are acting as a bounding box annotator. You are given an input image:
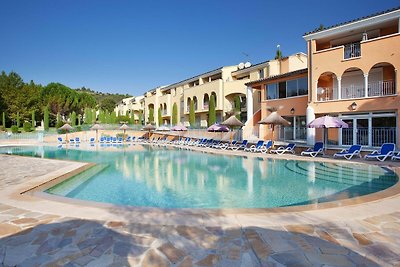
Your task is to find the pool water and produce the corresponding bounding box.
[1,145,398,209]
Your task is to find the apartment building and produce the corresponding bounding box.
[241,53,308,140]
[143,66,247,127]
[304,7,400,147]
[114,95,145,124]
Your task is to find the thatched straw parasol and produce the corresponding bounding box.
[90,123,102,142]
[59,123,73,143]
[258,108,290,142]
[221,115,244,143]
[143,123,156,138]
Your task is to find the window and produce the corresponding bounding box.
[298,77,308,96]
[279,82,286,98]
[266,83,278,100]
[259,69,264,79]
[286,80,297,97]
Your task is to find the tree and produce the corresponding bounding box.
[99,97,116,113]
[110,111,117,124]
[158,107,162,126]
[189,99,195,127]
[208,94,216,126]
[148,107,154,123]
[31,110,35,127]
[84,108,91,124]
[98,110,106,124]
[44,106,49,131]
[16,111,20,128]
[275,47,282,60]
[129,112,135,124]
[234,95,241,120]
[138,110,143,125]
[2,112,5,128]
[56,112,61,123]
[70,111,76,126]
[92,109,96,123]
[172,103,178,125]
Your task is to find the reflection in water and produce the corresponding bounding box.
[1,145,398,209]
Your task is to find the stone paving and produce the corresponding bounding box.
[0,148,400,266]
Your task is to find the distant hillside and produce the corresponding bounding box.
[76,87,132,104]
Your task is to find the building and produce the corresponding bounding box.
[303,7,400,147]
[114,95,145,124]
[242,53,308,140]
[143,66,248,127]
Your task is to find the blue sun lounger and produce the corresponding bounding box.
[333,145,362,160]
[270,143,296,155]
[364,143,395,162]
[301,142,324,157]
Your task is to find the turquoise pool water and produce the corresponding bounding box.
[1,145,397,209]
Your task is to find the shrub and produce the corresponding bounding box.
[56,121,64,129]
[75,126,82,132]
[11,125,19,133]
[57,129,67,134]
[23,121,32,132]
[0,126,5,132]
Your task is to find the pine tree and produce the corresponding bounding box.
[234,95,241,120]
[158,107,162,126]
[208,94,216,126]
[2,112,5,128]
[71,111,76,126]
[189,99,195,127]
[31,111,35,127]
[16,111,20,128]
[44,106,49,131]
[148,107,154,123]
[172,103,178,125]
[111,111,117,123]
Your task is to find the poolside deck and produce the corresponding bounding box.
[0,144,399,266]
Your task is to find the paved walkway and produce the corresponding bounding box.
[0,147,399,266]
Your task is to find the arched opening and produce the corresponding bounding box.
[193,96,198,110]
[163,103,167,115]
[187,97,191,112]
[317,72,337,101]
[368,62,396,97]
[341,67,364,99]
[211,92,217,107]
[203,94,209,109]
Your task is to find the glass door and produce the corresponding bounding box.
[355,119,369,146]
[342,119,353,145]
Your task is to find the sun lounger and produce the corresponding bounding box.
[261,140,274,153]
[230,140,248,151]
[245,140,264,152]
[89,137,95,144]
[364,143,395,162]
[392,152,400,161]
[57,137,64,144]
[219,140,238,150]
[270,143,296,155]
[333,145,362,160]
[301,142,324,157]
[75,137,81,144]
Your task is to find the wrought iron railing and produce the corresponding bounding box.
[368,80,395,97]
[344,42,361,59]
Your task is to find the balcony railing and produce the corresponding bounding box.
[342,127,397,147]
[368,80,396,96]
[317,80,396,101]
[344,42,361,59]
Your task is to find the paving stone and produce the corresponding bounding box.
[285,224,315,235]
[113,241,147,257]
[305,252,358,266]
[158,242,187,264]
[106,221,125,228]
[319,246,349,255]
[86,253,114,267]
[364,244,400,264]
[141,249,170,267]
[130,234,156,246]
[178,256,194,267]
[347,251,380,266]
[18,255,53,267]
[90,236,113,257]
[241,252,256,267]
[316,230,340,245]
[0,223,21,237]
[364,214,397,225]
[4,243,38,266]
[11,217,39,225]
[195,253,221,267]
[36,237,61,254]
[32,231,49,245]
[73,254,95,266]
[352,233,373,246]
[270,251,310,267]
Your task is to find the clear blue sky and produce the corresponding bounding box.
[0,0,398,95]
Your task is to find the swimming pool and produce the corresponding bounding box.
[1,145,398,209]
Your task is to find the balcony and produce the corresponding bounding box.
[343,42,361,59]
[317,80,395,101]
